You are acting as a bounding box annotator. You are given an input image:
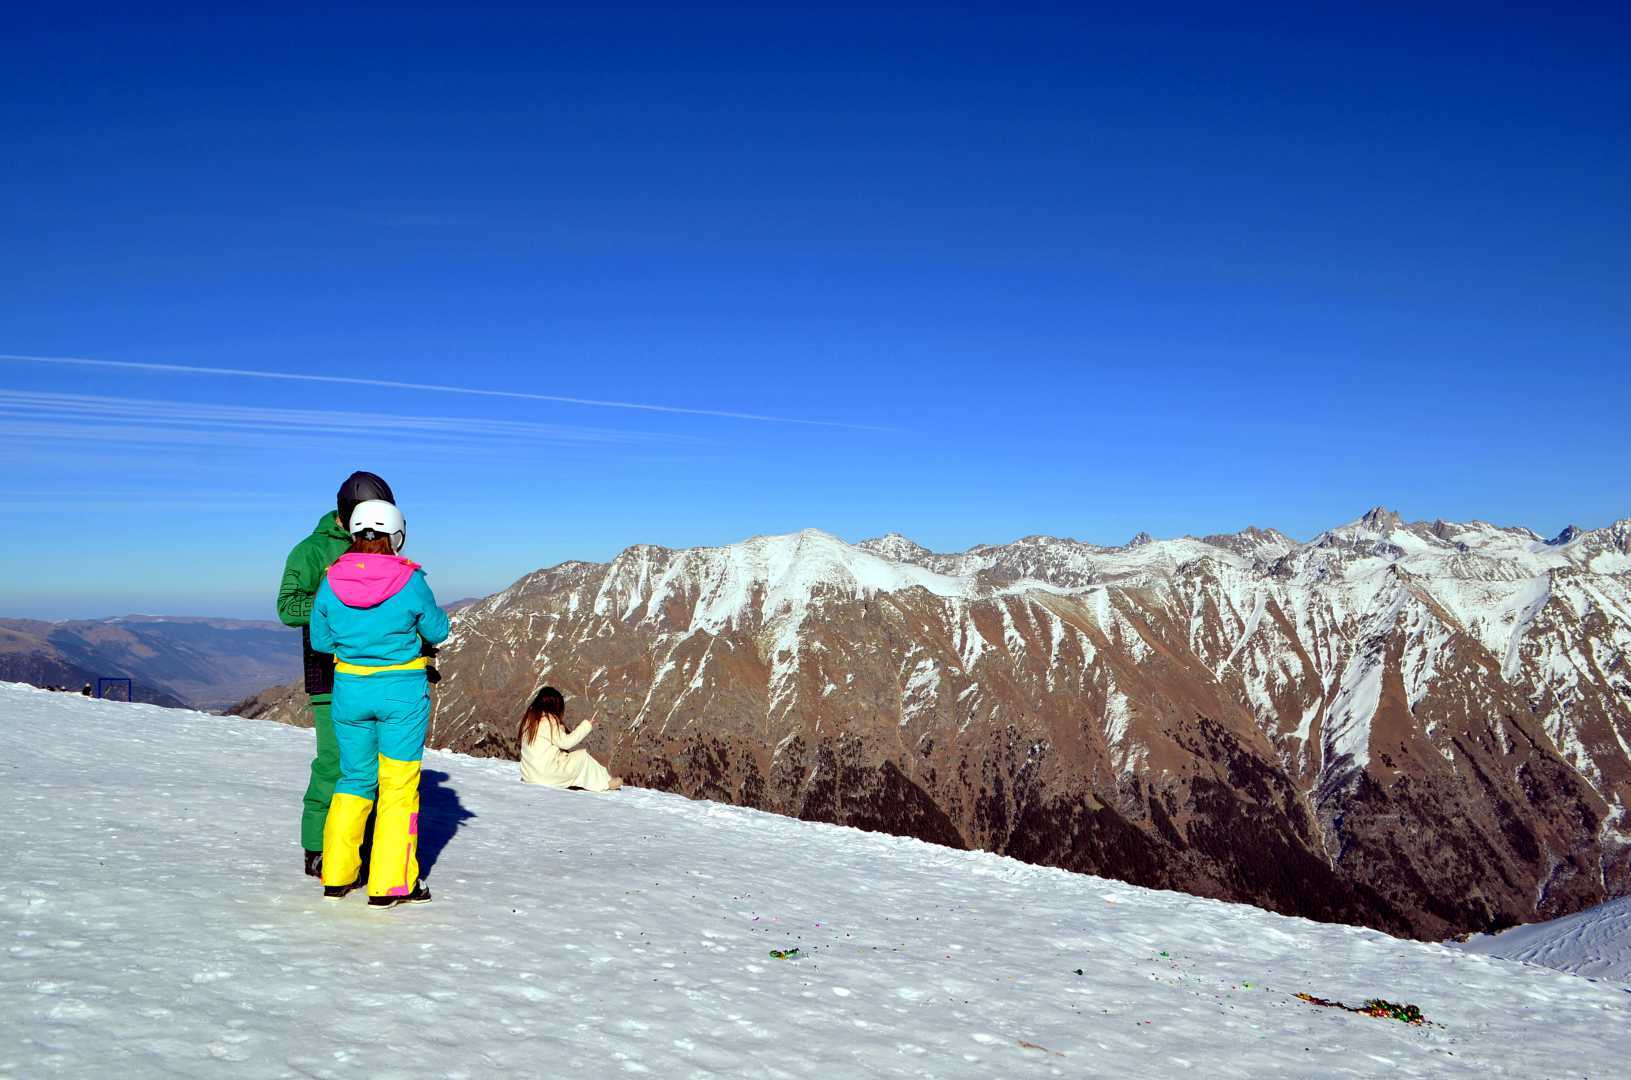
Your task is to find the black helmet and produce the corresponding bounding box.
[337,471,395,527]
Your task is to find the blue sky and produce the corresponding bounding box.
[2,9,1627,618]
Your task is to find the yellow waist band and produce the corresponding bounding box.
[334,657,429,676]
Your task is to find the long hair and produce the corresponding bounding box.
[346,533,396,556]
[519,685,565,747]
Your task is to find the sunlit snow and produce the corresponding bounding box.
[5,683,1629,1078]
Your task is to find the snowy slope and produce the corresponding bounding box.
[3,682,1628,1080]
[1455,897,1631,984]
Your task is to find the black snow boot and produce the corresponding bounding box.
[368,879,431,909]
[322,871,364,900]
[303,849,323,878]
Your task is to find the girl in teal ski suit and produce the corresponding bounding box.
[309,501,449,907]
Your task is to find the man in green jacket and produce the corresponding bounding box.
[278,470,395,877]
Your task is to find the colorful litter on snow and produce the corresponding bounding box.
[1295,992,1428,1026]
[769,948,802,960]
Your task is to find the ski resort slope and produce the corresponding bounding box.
[1456,897,1631,984]
[2,683,1627,1079]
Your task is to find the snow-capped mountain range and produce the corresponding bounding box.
[254,508,1631,938]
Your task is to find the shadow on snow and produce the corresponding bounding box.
[417,769,476,878]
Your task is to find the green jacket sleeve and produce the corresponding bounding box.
[276,539,322,627]
[309,581,336,654]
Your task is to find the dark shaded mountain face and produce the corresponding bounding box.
[0,616,300,709]
[243,512,1631,939]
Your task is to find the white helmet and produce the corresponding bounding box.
[348,499,406,553]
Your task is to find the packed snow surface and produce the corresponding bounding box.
[4,682,1629,1079]
[1455,897,1631,984]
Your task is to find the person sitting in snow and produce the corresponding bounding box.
[518,685,622,792]
[309,499,450,908]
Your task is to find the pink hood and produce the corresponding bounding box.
[327,553,421,608]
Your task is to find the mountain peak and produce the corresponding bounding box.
[1359,506,1402,531]
[1198,526,1297,560]
[1126,531,1155,547]
[857,532,933,562]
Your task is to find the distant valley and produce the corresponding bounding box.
[0,616,300,710]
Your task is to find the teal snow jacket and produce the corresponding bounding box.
[309,553,450,673]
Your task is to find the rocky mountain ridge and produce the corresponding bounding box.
[250,509,1631,938]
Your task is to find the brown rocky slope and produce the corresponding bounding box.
[243,511,1631,939]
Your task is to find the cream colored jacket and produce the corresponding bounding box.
[519,716,613,791]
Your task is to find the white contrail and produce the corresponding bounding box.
[0,353,892,431]
[0,388,699,446]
